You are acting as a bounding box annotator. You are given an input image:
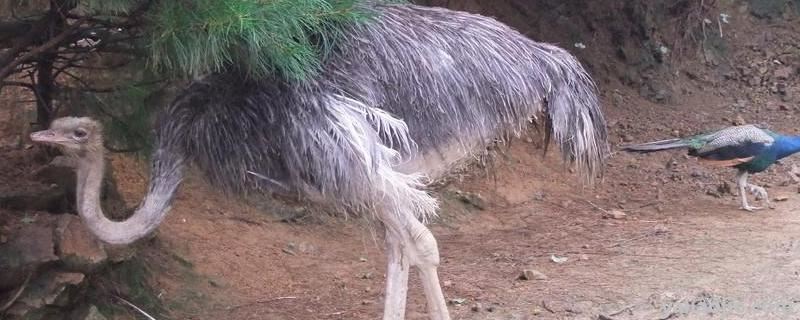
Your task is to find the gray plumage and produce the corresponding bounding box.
[152,3,608,222]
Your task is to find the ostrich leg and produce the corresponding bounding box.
[407,219,449,320]
[380,208,450,320]
[383,226,410,319]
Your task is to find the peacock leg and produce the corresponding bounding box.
[745,183,774,209]
[736,170,762,211]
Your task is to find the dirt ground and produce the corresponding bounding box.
[3,1,800,319]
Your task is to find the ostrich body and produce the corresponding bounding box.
[622,124,800,211]
[29,4,608,320]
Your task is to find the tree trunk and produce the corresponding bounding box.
[34,0,76,127]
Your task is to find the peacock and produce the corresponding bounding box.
[621,124,800,211]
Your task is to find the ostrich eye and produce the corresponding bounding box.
[73,129,88,139]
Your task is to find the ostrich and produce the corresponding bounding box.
[29,3,608,320]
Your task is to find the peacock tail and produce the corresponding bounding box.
[621,125,788,172]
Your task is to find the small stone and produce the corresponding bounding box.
[579,254,589,261]
[471,303,483,312]
[718,181,733,195]
[448,298,467,306]
[532,307,543,315]
[520,269,547,281]
[360,272,373,279]
[748,76,761,87]
[603,210,627,220]
[456,191,486,210]
[550,255,568,264]
[732,114,746,126]
[623,134,634,142]
[774,66,794,80]
[774,195,789,202]
[359,257,367,262]
[361,300,372,305]
[282,243,297,255]
[56,215,108,273]
[443,280,453,287]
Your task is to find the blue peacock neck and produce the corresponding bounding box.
[774,135,800,160]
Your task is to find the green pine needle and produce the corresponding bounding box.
[145,0,380,80]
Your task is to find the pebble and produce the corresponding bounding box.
[471,303,482,312]
[623,134,634,143]
[603,210,627,220]
[520,269,548,281]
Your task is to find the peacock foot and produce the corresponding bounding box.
[740,205,763,212]
[746,184,768,201]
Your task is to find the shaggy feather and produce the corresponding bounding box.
[151,3,608,220]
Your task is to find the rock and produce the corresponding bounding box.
[622,134,634,143]
[455,191,486,210]
[0,224,58,290]
[520,269,547,281]
[579,254,589,261]
[612,91,624,107]
[748,76,761,87]
[56,215,107,273]
[774,66,795,80]
[443,280,453,287]
[0,186,69,213]
[7,271,86,317]
[471,303,482,312]
[732,114,746,126]
[550,255,568,264]
[72,305,108,320]
[603,210,627,220]
[718,181,733,195]
[774,195,789,202]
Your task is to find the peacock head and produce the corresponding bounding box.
[30,117,104,157]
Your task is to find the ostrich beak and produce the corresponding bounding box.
[30,129,65,144]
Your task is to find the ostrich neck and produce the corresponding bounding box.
[76,149,180,245]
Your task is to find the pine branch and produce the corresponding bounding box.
[0,81,35,89]
[144,0,377,80]
[0,16,88,81]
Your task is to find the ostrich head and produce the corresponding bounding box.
[30,117,103,157]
